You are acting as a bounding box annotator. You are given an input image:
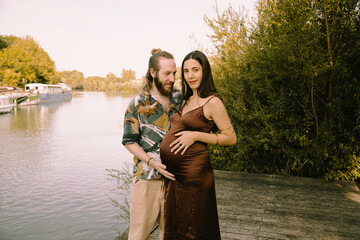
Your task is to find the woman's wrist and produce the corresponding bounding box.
[193,131,201,142]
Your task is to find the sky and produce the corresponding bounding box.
[0,0,257,78]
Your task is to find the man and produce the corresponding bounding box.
[122,49,182,240]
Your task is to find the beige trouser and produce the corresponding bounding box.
[128,178,164,240]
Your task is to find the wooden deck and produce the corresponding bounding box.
[214,170,360,239]
[116,170,360,240]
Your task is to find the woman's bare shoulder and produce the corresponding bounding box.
[208,96,224,107]
[203,96,226,119]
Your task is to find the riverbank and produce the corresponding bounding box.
[116,170,360,239]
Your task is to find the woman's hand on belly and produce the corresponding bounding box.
[170,131,197,155]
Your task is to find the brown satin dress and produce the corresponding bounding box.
[160,98,221,240]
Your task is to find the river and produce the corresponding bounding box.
[0,92,134,240]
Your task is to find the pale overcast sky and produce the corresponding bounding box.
[0,0,257,78]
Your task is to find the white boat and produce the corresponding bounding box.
[25,83,72,102]
[0,95,15,114]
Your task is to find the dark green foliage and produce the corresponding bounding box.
[0,35,17,50]
[207,0,360,180]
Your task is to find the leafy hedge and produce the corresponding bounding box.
[207,0,360,180]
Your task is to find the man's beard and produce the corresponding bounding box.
[154,74,173,97]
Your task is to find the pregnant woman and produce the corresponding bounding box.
[160,50,237,240]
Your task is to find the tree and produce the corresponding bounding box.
[205,0,360,180]
[120,68,136,83]
[0,35,17,51]
[204,3,251,172]
[0,35,55,88]
[58,70,85,90]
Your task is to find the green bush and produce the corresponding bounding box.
[207,0,360,180]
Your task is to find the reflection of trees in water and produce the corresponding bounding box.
[106,163,132,228]
[8,100,70,134]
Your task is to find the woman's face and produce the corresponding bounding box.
[183,59,203,90]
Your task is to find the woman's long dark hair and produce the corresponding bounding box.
[181,50,221,101]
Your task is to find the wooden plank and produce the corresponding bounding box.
[115,170,360,239]
[214,170,360,240]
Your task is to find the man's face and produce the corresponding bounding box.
[153,58,176,97]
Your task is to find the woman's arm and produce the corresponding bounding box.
[170,97,237,155]
[206,97,237,145]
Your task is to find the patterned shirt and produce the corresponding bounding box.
[122,90,182,180]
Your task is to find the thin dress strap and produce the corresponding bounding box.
[202,96,216,107]
[179,96,216,116]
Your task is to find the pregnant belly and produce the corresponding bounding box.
[160,136,209,177]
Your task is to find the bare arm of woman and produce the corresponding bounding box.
[170,97,237,155]
[125,143,175,180]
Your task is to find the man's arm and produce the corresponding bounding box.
[124,143,175,181]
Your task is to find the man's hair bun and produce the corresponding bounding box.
[151,48,162,55]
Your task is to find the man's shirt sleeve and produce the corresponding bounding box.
[122,98,140,145]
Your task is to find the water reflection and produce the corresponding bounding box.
[9,100,72,136]
[0,92,134,240]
